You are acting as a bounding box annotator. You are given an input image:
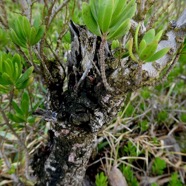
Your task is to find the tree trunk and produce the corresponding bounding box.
[31,10,186,185]
[32,129,96,185]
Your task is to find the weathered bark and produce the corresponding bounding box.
[31,10,186,186]
[32,129,96,185]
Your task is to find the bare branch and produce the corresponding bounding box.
[48,0,70,27]
[34,48,54,82]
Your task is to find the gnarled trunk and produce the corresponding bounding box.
[31,10,186,185]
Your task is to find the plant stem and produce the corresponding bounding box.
[99,35,113,92]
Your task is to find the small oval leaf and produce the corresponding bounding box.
[145,47,170,62]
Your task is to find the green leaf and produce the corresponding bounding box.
[28,27,37,45]
[3,59,14,78]
[107,18,131,40]
[97,0,114,33]
[17,16,29,39]
[9,15,44,46]
[154,30,164,42]
[128,38,138,62]
[0,28,9,47]
[90,0,98,21]
[0,84,9,92]
[142,29,155,44]
[8,113,26,123]
[139,40,158,61]
[10,16,27,43]
[82,2,101,36]
[111,40,120,50]
[110,0,136,28]
[12,54,22,80]
[63,31,71,43]
[12,101,23,115]
[1,73,14,85]
[145,47,170,62]
[138,39,147,54]
[32,25,45,45]
[111,0,127,24]
[16,66,34,85]
[21,91,30,117]
[22,16,31,39]
[16,76,33,89]
[10,29,27,48]
[33,15,42,29]
[27,116,36,124]
[135,23,141,53]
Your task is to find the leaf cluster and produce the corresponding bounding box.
[9,15,45,48]
[128,25,170,63]
[8,91,33,124]
[0,53,33,92]
[82,0,136,40]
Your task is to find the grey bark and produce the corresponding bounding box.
[31,10,186,186]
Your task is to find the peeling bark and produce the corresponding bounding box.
[31,11,186,186]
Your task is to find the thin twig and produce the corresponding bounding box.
[56,25,69,53]
[19,0,29,17]
[39,1,57,81]
[45,0,57,28]
[48,0,70,27]
[0,109,27,150]
[34,48,54,82]
[17,46,32,65]
[45,40,66,78]
[46,40,61,63]
[16,46,40,73]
